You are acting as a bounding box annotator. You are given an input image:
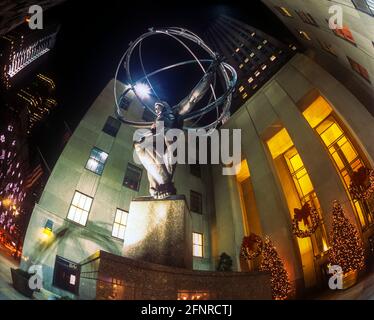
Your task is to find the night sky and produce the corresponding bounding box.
[31,0,298,166]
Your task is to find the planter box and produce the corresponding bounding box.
[342,269,358,290]
[11,268,34,298]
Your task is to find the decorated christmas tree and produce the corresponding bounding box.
[328,200,365,273]
[259,236,291,300]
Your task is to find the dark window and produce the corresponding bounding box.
[295,10,318,26]
[102,116,121,137]
[85,147,108,175]
[351,0,374,15]
[318,39,337,57]
[52,256,80,295]
[190,190,202,214]
[123,163,142,191]
[347,56,371,83]
[119,94,131,110]
[190,164,202,178]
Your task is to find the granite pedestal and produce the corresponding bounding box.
[123,195,192,269]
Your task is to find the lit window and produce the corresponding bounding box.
[102,116,121,137]
[239,64,244,69]
[248,77,254,83]
[298,30,311,41]
[261,64,267,70]
[255,70,260,77]
[112,208,128,240]
[85,147,108,175]
[263,40,268,44]
[266,129,329,255]
[250,52,255,57]
[252,85,258,90]
[242,92,248,99]
[192,232,203,257]
[123,163,142,191]
[251,32,256,36]
[67,191,93,226]
[303,96,373,228]
[190,190,202,214]
[333,25,356,45]
[270,55,277,61]
[275,6,293,17]
[244,58,249,63]
[257,45,262,50]
[347,56,371,83]
[239,85,245,92]
[235,48,240,52]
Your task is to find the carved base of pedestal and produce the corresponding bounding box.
[123,195,192,269]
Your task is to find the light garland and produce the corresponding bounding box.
[328,200,365,274]
[240,233,263,260]
[259,236,292,300]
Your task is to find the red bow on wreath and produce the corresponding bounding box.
[293,203,311,226]
[349,167,374,200]
[242,233,262,251]
[351,167,370,190]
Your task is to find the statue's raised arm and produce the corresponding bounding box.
[175,58,221,116]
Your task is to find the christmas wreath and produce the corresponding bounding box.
[292,203,320,238]
[240,233,263,261]
[349,167,374,201]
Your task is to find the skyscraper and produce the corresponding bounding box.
[0,22,60,89]
[16,73,58,132]
[205,15,296,112]
[261,0,374,116]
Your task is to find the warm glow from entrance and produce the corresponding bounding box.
[302,96,332,129]
[267,128,293,159]
[236,159,250,182]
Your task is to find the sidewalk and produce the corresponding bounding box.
[0,246,30,300]
[315,263,374,300]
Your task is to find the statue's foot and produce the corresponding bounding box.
[157,191,173,199]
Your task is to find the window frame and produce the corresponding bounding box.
[190,190,203,214]
[192,232,203,258]
[123,162,142,192]
[67,191,93,227]
[85,147,108,175]
[112,208,129,240]
[347,56,371,83]
[351,0,374,16]
[274,6,293,17]
[102,116,121,137]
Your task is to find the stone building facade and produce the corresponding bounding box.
[21,53,374,299]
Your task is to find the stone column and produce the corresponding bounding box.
[211,164,244,271]
[233,109,304,288]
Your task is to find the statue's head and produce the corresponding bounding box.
[154,102,164,116]
[154,101,170,116]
